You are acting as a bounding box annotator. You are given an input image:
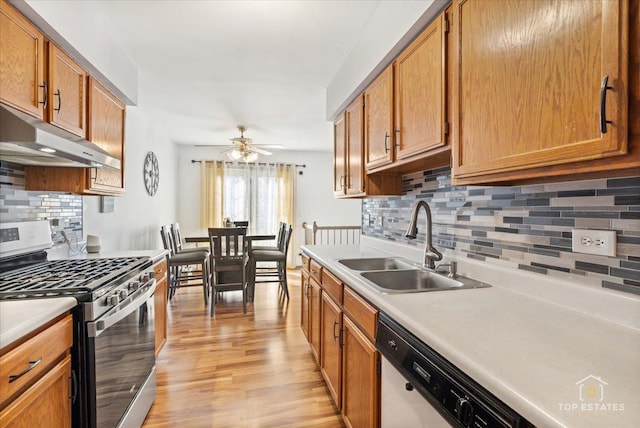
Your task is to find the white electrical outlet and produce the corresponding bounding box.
[571,229,617,257]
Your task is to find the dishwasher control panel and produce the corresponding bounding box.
[376,313,533,428]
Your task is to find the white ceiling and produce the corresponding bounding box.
[82,0,383,152]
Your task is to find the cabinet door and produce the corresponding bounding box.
[365,66,394,170]
[301,271,310,341]
[395,14,447,160]
[0,0,45,119]
[0,355,71,428]
[48,43,87,138]
[320,293,342,409]
[345,95,365,195]
[342,316,379,428]
[309,278,322,364]
[452,0,628,181]
[154,260,168,357]
[87,77,125,193]
[333,114,347,196]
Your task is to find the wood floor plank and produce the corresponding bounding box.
[143,270,345,427]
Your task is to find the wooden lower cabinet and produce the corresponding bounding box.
[342,316,380,428]
[301,270,310,340]
[309,277,322,363]
[154,259,168,357]
[301,257,381,428]
[0,355,71,428]
[320,293,343,408]
[0,314,73,428]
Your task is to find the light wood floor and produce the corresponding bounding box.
[143,270,345,427]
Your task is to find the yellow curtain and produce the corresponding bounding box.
[200,161,224,228]
[277,164,295,267]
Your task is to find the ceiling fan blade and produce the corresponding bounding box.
[252,144,285,149]
[250,147,273,156]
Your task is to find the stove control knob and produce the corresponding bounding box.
[106,295,119,306]
[129,281,140,292]
[455,397,474,426]
[118,289,129,300]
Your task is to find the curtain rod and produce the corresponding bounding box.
[191,160,306,168]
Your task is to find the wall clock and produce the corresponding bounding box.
[143,151,159,196]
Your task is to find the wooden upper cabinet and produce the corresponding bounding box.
[87,77,125,193]
[0,0,45,119]
[333,114,346,196]
[365,65,394,170]
[345,95,365,196]
[48,43,87,138]
[451,0,629,183]
[395,12,447,161]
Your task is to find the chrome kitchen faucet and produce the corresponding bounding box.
[406,200,443,269]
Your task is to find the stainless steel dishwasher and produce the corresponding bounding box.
[376,313,533,428]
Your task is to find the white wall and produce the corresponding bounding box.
[177,146,361,263]
[83,105,178,251]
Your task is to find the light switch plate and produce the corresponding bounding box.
[571,229,617,257]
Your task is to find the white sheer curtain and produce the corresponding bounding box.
[202,162,295,265]
[222,162,282,234]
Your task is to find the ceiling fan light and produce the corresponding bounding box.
[228,149,242,160]
[245,152,258,162]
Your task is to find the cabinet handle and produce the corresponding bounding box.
[9,357,42,383]
[70,369,78,404]
[394,128,400,148]
[39,82,48,108]
[384,132,390,153]
[333,320,340,340]
[54,89,62,113]
[339,327,344,347]
[599,75,613,134]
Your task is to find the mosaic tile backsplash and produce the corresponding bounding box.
[0,162,83,244]
[362,167,640,296]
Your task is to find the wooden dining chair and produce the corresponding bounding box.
[247,223,292,300]
[160,226,210,304]
[170,222,208,254]
[208,227,248,316]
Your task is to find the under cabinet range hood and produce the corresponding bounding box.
[0,106,121,169]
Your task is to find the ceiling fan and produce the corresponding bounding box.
[215,125,284,162]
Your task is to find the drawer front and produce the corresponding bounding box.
[154,259,167,278]
[309,259,322,284]
[322,269,343,305]
[301,254,310,272]
[343,287,378,342]
[0,314,72,406]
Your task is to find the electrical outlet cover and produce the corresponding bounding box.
[571,229,616,257]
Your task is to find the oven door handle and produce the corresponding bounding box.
[87,280,157,338]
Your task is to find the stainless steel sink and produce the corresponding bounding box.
[360,269,491,294]
[338,257,416,271]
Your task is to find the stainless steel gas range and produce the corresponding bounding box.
[0,221,157,428]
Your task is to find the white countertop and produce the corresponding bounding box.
[302,239,640,428]
[47,246,168,264]
[0,297,77,349]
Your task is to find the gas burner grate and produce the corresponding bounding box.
[0,257,150,299]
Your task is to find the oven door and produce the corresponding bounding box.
[86,280,157,428]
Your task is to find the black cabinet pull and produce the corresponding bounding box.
[394,128,400,148]
[70,369,78,404]
[9,357,42,383]
[599,75,613,134]
[54,89,62,113]
[39,82,48,108]
[333,320,340,340]
[384,132,390,153]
